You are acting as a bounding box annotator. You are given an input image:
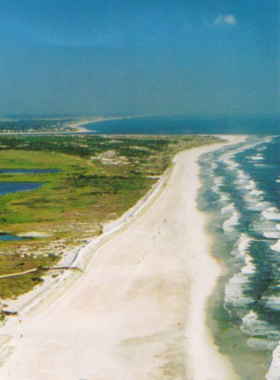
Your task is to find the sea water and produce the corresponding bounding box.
[198,136,280,380]
[85,115,280,135]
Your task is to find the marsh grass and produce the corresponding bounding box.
[0,134,219,299]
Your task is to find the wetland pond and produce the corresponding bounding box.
[0,169,58,241]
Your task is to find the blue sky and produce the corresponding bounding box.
[0,0,278,116]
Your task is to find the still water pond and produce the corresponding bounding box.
[0,168,56,241]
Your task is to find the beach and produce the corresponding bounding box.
[0,136,245,380]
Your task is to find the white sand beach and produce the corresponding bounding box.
[0,136,245,380]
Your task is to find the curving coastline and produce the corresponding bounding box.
[0,136,245,379]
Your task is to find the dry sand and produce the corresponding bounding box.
[0,136,245,380]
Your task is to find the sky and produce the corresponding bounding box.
[0,0,278,117]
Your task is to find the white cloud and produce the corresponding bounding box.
[214,14,237,26]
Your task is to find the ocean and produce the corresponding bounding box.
[87,115,280,378]
[198,136,280,380]
[86,115,280,135]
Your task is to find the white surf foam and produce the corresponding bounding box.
[219,192,230,203]
[249,200,272,212]
[236,170,250,181]
[263,207,280,221]
[250,189,264,196]
[266,343,280,380]
[212,176,224,192]
[224,158,240,170]
[242,180,265,210]
[251,153,264,161]
[271,240,280,252]
[238,234,255,275]
[265,295,280,311]
[249,155,264,161]
[221,202,235,214]
[245,179,257,190]
[236,233,252,257]
[264,232,280,239]
[223,210,239,233]
[235,170,252,189]
[224,235,255,307]
[241,311,279,339]
[241,254,255,275]
[242,311,280,354]
[225,272,252,307]
[252,218,278,236]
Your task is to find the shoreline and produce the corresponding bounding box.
[69,114,162,132]
[0,136,246,379]
[0,115,152,135]
[185,135,246,380]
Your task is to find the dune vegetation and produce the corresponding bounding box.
[0,134,220,300]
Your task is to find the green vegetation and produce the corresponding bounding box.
[0,117,77,133]
[0,134,220,300]
[0,254,57,299]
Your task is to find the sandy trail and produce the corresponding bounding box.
[0,137,244,380]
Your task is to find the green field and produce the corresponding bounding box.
[0,134,220,301]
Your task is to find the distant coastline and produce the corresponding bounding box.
[0,114,279,135]
[68,114,158,133]
[0,115,151,135]
[71,114,280,136]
